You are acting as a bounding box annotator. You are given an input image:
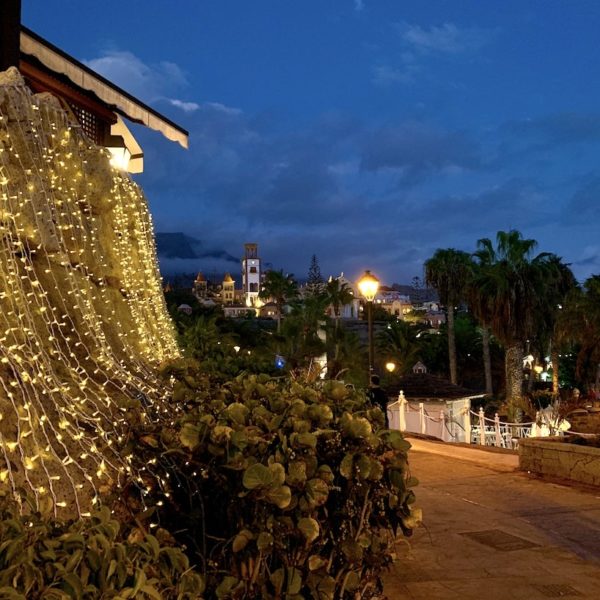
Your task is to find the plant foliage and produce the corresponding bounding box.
[0,497,204,599]
[120,360,418,599]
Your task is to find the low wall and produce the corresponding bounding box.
[519,437,600,486]
[567,408,600,434]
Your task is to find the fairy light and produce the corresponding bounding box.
[0,71,180,517]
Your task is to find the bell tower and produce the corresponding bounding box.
[242,243,261,306]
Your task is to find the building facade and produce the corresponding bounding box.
[242,243,261,307]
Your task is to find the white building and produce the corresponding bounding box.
[242,243,261,307]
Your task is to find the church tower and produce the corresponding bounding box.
[222,273,235,304]
[193,272,207,300]
[242,243,261,306]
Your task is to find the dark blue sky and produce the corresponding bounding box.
[25,1,600,284]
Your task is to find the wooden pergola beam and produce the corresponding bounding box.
[0,0,21,71]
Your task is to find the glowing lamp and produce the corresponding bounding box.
[534,365,544,374]
[385,361,396,373]
[106,135,131,171]
[233,345,241,353]
[357,270,380,302]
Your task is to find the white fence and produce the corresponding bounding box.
[388,393,470,443]
[388,392,566,448]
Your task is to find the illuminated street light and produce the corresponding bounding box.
[357,270,380,375]
[385,361,396,373]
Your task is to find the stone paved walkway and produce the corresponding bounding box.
[383,440,600,599]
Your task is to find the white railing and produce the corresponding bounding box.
[468,408,533,449]
[388,393,469,443]
[388,392,566,448]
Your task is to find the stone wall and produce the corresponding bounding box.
[0,68,179,516]
[519,437,600,486]
[565,408,600,434]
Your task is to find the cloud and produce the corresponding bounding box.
[373,22,492,87]
[504,113,600,145]
[397,22,490,55]
[562,173,600,225]
[135,101,594,284]
[359,122,481,184]
[372,63,418,86]
[168,99,200,113]
[354,0,364,11]
[84,49,193,107]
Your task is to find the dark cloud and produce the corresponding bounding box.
[359,122,481,184]
[503,113,600,145]
[131,93,594,283]
[404,179,554,239]
[563,173,600,224]
[155,233,237,263]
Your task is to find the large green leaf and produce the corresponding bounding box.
[303,478,329,509]
[179,423,201,450]
[386,430,412,452]
[286,568,302,595]
[265,485,292,509]
[355,454,371,480]
[340,453,354,479]
[269,462,286,486]
[295,432,317,449]
[226,402,250,425]
[243,464,273,490]
[286,461,307,487]
[232,529,254,553]
[297,517,320,543]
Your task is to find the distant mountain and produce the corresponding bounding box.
[155,233,238,263]
[391,284,438,303]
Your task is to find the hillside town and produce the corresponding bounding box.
[168,243,445,328]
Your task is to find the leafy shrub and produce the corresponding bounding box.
[0,497,204,599]
[121,360,418,599]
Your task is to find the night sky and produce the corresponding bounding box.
[24,1,600,284]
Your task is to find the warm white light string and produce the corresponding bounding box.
[0,70,180,517]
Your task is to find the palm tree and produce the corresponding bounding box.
[468,243,495,395]
[259,270,298,333]
[283,293,329,365]
[424,248,471,384]
[557,276,600,388]
[533,256,576,396]
[376,320,421,375]
[325,277,355,329]
[469,230,570,414]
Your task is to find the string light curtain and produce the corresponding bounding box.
[0,68,179,517]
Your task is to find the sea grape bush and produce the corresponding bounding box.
[0,498,203,599]
[122,359,419,599]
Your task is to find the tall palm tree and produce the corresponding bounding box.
[325,277,355,329]
[557,275,600,387]
[324,277,355,367]
[532,256,576,396]
[468,243,496,395]
[469,230,569,414]
[259,270,298,333]
[424,248,471,384]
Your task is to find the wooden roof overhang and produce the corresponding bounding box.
[19,26,188,149]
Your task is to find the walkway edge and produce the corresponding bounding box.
[407,437,519,471]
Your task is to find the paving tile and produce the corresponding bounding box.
[384,445,600,599]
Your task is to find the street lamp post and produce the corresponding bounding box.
[357,270,380,376]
